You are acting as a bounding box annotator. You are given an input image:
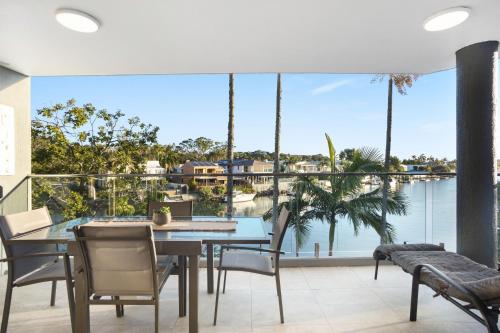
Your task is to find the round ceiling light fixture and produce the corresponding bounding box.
[423,7,470,32]
[55,9,100,33]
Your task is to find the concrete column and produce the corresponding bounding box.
[456,41,498,267]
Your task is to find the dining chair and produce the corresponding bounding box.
[0,207,75,333]
[147,200,193,218]
[213,207,290,325]
[72,224,175,333]
[147,200,192,317]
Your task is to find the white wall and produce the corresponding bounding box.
[0,66,31,196]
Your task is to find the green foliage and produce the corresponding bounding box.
[197,186,214,199]
[188,179,198,192]
[63,191,90,220]
[155,206,171,214]
[339,148,355,161]
[32,99,159,174]
[234,184,254,194]
[176,137,227,162]
[213,185,227,195]
[325,133,336,172]
[115,196,135,216]
[372,74,419,95]
[302,135,407,255]
[263,181,315,256]
[193,186,225,216]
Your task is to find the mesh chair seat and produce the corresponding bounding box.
[14,258,73,287]
[219,251,274,275]
[157,256,176,286]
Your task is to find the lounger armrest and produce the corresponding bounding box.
[413,264,485,307]
[221,245,285,255]
[0,251,66,262]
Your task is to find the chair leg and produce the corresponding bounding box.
[374,258,380,280]
[213,269,223,326]
[63,254,75,333]
[222,270,227,294]
[113,296,124,318]
[1,284,13,333]
[410,271,420,321]
[275,270,284,324]
[50,281,57,306]
[155,301,159,333]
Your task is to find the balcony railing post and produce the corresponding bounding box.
[424,180,433,244]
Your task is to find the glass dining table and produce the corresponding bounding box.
[5,215,270,333]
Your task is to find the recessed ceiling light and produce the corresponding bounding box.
[423,7,470,32]
[55,9,100,33]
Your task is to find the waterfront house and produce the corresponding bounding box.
[145,160,167,175]
[287,161,330,173]
[218,159,273,184]
[181,161,227,186]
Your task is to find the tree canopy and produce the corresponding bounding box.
[32,99,159,174]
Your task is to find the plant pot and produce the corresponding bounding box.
[153,212,171,226]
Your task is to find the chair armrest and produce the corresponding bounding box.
[221,245,285,255]
[0,251,66,262]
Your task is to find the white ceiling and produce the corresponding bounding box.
[0,0,499,76]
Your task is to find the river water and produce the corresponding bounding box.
[230,177,457,257]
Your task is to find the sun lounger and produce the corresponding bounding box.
[372,243,445,279]
[382,249,500,332]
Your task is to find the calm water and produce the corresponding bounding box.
[231,178,457,257]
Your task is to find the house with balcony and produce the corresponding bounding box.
[218,159,273,184]
[287,160,330,173]
[181,161,227,186]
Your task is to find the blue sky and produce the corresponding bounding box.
[32,69,481,160]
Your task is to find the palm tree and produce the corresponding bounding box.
[272,73,282,227]
[264,180,315,257]
[373,74,418,243]
[302,134,408,256]
[226,74,235,217]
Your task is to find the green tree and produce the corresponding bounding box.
[263,181,315,257]
[339,148,355,161]
[372,74,418,242]
[31,99,159,219]
[303,134,408,256]
[32,99,159,174]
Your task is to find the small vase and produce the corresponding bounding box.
[153,212,171,226]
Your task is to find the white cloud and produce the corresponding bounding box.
[311,79,353,96]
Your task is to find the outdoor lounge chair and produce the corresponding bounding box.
[372,243,445,279]
[383,249,500,332]
[0,207,75,333]
[72,224,176,333]
[213,207,290,325]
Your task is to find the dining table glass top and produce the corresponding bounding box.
[10,215,270,244]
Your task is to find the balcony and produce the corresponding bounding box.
[1,172,490,332]
[1,1,500,332]
[0,266,484,332]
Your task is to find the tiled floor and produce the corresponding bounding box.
[0,265,487,332]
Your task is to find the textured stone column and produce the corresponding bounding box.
[456,41,498,267]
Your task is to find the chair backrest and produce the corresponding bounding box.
[148,200,193,218]
[0,207,58,280]
[73,225,158,297]
[270,207,290,252]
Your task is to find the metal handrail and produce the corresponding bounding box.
[28,171,458,178]
[0,171,458,205]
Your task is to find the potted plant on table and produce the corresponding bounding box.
[153,206,172,226]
